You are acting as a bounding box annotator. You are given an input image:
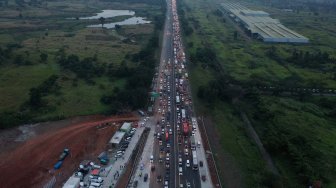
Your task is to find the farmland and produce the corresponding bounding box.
[0,0,164,128]
[181,0,336,187]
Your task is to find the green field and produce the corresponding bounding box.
[182,0,336,187]
[0,0,163,127]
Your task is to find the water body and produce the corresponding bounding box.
[87,16,151,29]
[79,10,135,19]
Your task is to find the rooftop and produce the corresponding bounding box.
[109,131,126,144]
[62,176,80,188]
[120,122,132,132]
[221,1,309,43]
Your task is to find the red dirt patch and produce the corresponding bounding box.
[0,114,139,188]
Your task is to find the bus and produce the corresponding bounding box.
[192,150,198,170]
[181,109,186,119]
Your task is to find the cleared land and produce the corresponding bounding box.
[0,114,138,188]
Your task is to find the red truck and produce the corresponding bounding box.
[183,123,189,136]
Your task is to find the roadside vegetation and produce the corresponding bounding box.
[180,0,336,187]
[0,0,165,128]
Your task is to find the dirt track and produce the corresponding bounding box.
[0,114,138,188]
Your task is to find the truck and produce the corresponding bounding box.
[176,96,180,104]
[54,161,63,170]
[165,132,169,142]
[192,150,198,170]
[183,123,189,136]
[138,110,145,116]
[181,109,186,119]
[59,148,70,161]
[190,135,196,150]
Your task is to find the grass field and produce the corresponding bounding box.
[244,96,336,187]
[183,0,336,88]
[189,64,269,187]
[182,0,336,186]
[0,0,161,125]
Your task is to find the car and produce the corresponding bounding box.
[178,157,182,166]
[184,148,189,156]
[199,160,203,167]
[169,129,172,135]
[167,143,170,148]
[178,167,183,175]
[201,175,206,182]
[165,161,170,168]
[157,175,162,182]
[133,180,138,187]
[144,173,148,182]
[164,180,169,188]
[186,182,191,188]
[179,184,184,188]
[150,155,154,163]
[186,160,190,167]
[166,153,170,161]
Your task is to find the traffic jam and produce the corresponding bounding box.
[153,0,204,187]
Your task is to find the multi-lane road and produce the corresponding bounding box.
[148,0,207,187]
[130,0,214,187]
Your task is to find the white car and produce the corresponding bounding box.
[186,160,190,167]
[179,167,183,175]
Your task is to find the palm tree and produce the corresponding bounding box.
[99,17,105,28]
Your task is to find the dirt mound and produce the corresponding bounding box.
[0,114,138,188]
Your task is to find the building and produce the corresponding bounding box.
[62,176,80,188]
[120,122,132,132]
[221,1,309,43]
[109,131,126,148]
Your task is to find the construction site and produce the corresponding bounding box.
[0,114,139,188]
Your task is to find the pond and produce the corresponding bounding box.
[79,10,135,19]
[87,16,151,29]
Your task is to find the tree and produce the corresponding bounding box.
[115,24,121,30]
[233,31,238,40]
[28,88,43,108]
[99,17,105,28]
[40,52,48,63]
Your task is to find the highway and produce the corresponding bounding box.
[127,0,215,187]
[148,0,206,187]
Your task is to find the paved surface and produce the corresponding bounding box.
[129,0,216,187]
[193,117,214,188]
[101,119,147,187]
[131,118,156,188]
